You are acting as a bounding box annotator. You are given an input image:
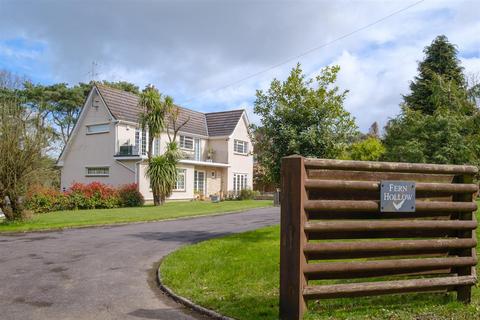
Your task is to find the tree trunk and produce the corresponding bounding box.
[0,195,21,221]
[153,191,160,206]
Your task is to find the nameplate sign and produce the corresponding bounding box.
[380,181,416,212]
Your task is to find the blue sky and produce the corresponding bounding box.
[1,0,479,131]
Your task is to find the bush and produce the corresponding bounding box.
[238,189,260,200]
[68,182,119,209]
[118,183,144,207]
[24,185,70,213]
[24,182,145,213]
[223,189,260,201]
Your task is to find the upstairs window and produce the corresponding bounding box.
[86,167,109,177]
[180,135,194,150]
[141,130,147,155]
[86,123,110,134]
[234,139,248,154]
[135,128,148,156]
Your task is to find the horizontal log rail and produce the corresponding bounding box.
[304,220,477,233]
[304,158,479,175]
[304,238,477,260]
[303,256,477,280]
[304,179,479,194]
[302,276,476,299]
[304,200,478,213]
[306,211,454,220]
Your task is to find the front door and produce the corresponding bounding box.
[194,170,206,195]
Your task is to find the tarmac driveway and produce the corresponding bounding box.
[0,207,279,320]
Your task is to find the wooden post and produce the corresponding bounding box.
[454,173,475,303]
[280,156,307,320]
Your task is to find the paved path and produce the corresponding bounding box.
[0,207,279,320]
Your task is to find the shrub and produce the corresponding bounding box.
[24,182,145,213]
[238,189,260,200]
[67,182,119,209]
[118,183,144,207]
[24,185,70,213]
[224,189,260,201]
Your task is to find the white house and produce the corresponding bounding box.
[57,84,254,201]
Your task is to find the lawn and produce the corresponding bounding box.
[160,200,480,320]
[0,200,272,233]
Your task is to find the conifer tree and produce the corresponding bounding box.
[404,35,466,114]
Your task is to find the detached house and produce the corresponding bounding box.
[57,84,253,201]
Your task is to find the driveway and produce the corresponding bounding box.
[0,207,279,320]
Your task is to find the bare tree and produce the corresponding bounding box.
[466,72,480,107]
[166,106,190,143]
[0,95,54,220]
[367,121,380,138]
[0,69,27,90]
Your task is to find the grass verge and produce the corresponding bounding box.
[0,200,272,233]
[160,200,480,320]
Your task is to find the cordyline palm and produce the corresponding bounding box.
[139,85,174,205]
[146,142,181,205]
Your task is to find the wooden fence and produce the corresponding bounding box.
[280,156,478,320]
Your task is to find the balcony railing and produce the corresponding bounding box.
[115,145,142,157]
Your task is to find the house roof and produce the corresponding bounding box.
[205,110,245,136]
[95,84,243,137]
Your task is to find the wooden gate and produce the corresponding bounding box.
[280,156,478,319]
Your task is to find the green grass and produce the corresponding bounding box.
[0,200,272,233]
[160,200,480,320]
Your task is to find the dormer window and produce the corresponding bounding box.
[180,135,194,150]
[234,139,248,154]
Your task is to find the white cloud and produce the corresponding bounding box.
[0,0,479,132]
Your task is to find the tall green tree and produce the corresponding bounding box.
[253,64,358,186]
[342,136,386,161]
[404,35,467,115]
[99,80,140,94]
[0,95,55,220]
[384,36,480,166]
[23,82,89,147]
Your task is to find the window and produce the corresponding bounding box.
[153,137,161,156]
[174,169,186,191]
[141,130,147,155]
[234,139,248,154]
[194,138,201,161]
[135,128,148,156]
[86,167,109,176]
[180,135,194,150]
[194,170,205,194]
[86,123,109,134]
[233,173,248,193]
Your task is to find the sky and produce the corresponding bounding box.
[0,0,479,132]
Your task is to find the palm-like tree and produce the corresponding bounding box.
[146,142,181,205]
[139,85,175,205]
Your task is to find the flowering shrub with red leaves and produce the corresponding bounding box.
[25,182,143,213]
[24,185,69,213]
[68,182,119,210]
[118,183,144,207]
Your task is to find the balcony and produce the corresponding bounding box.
[115,145,143,158]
